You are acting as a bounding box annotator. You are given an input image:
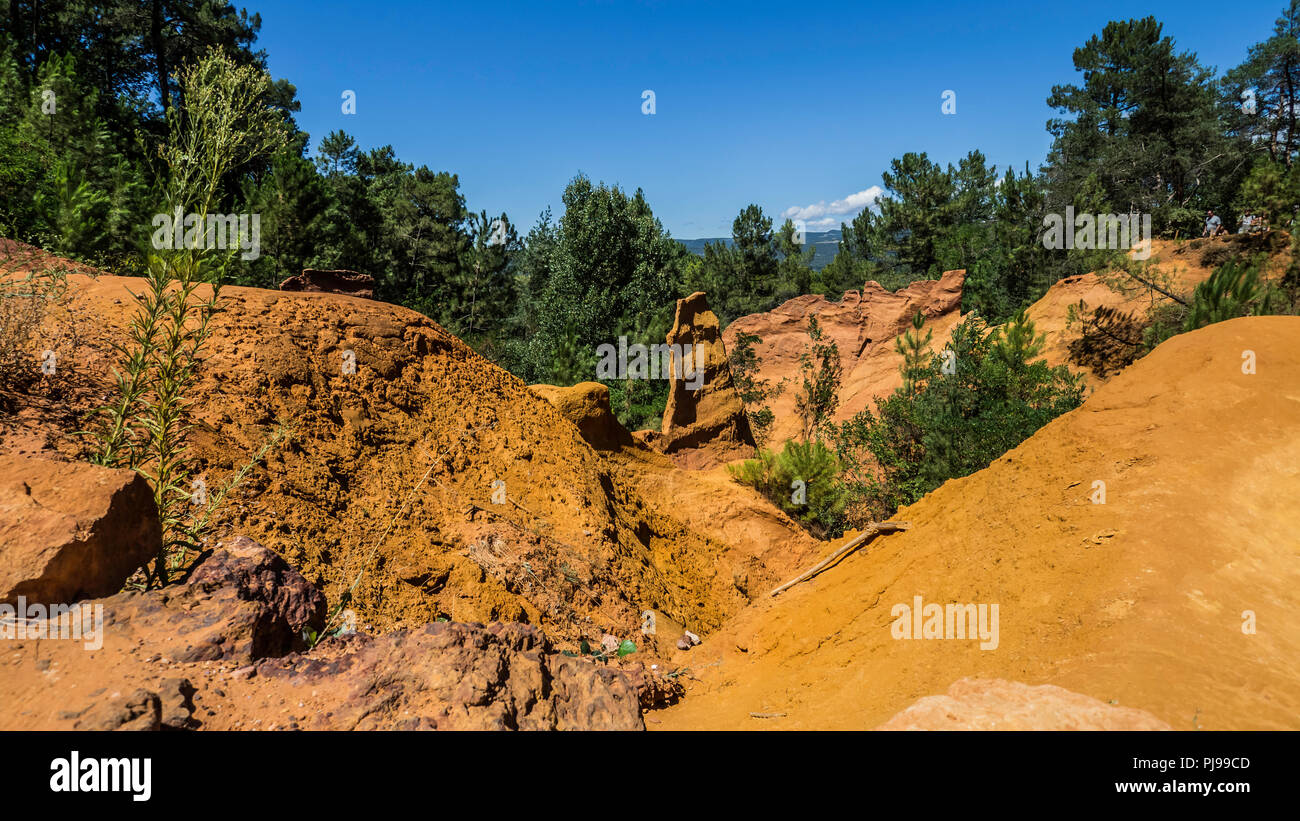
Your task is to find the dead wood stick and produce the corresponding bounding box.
[768,521,910,597]
[507,496,536,517]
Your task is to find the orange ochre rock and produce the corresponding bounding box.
[722,269,967,445]
[658,291,756,467]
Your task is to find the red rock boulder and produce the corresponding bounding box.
[278,269,374,299]
[0,453,160,605]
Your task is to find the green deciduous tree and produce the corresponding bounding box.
[523,175,683,387]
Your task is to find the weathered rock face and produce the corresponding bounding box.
[0,538,649,731]
[68,679,196,731]
[278,269,374,299]
[74,688,167,731]
[658,292,755,467]
[722,270,966,446]
[0,537,319,730]
[6,270,816,646]
[186,535,327,651]
[254,621,645,730]
[0,453,160,605]
[874,678,1172,730]
[97,537,325,664]
[529,382,634,451]
[1,244,828,730]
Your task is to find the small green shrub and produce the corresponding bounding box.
[730,439,846,537]
[561,638,637,663]
[0,265,67,394]
[793,316,842,442]
[1183,258,1273,331]
[728,329,782,447]
[834,313,1083,525]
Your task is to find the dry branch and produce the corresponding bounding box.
[768,521,910,597]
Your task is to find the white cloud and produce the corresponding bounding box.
[782,186,883,224]
[800,217,842,231]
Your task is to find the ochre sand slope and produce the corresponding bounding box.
[656,316,1300,730]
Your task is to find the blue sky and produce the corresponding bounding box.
[251,0,1285,238]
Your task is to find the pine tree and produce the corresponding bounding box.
[794,316,842,442]
[316,130,361,176]
[238,149,331,286]
[1045,16,1229,232]
[697,204,781,323]
[774,218,814,301]
[895,312,933,396]
[1223,1,1300,166]
[448,210,518,354]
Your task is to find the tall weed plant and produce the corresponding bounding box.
[90,50,288,585]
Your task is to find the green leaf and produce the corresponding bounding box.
[617,639,637,658]
[579,639,592,655]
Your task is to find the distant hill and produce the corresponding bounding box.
[678,229,842,271]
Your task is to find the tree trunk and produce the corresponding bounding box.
[1287,58,1298,165]
[10,1,22,70]
[151,0,170,111]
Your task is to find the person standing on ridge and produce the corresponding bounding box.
[1204,210,1224,237]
